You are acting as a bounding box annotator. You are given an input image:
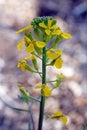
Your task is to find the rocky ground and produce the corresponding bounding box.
[0,0,87,130]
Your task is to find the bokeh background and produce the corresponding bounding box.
[0,0,87,130]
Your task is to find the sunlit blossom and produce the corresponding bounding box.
[51,111,67,125]
[35,84,52,96]
[17,55,35,71]
[39,19,58,35]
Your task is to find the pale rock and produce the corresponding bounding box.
[54,121,62,130]
[68,81,82,97]
[0,58,5,69]
[62,65,75,77]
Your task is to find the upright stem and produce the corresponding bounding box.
[38,47,46,130]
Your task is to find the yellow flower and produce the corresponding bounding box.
[17,37,46,53]
[52,29,72,39]
[24,37,46,53]
[54,58,63,69]
[39,20,58,35]
[51,111,63,118]
[62,116,67,125]
[17,39,24,50]
[52,29,62,35]
[47,49,62,59]
[35,84,52,96]
[42,86,52,96]
[47,49,63,69]
[17,55,35,71]
[16,25,33,34]
[51,111,67,125]
[17,60,26,71]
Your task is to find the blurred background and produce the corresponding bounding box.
[0,0,87,130]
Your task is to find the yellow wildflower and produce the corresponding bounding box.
[52,29,72,39]
[17,55,35,71]
[52,29,62,35]
[47,49,63,69]
[47,49,62,59]
[39,20,58,35]
[24,37,46,53]
[61,116,67,125]
[17,37,46,53]
[16,25,33,34]
[42,86,52,96]
[51,111,67,125]
[54,58,63,69]
[17,60,26,71]
[35,84,52,96]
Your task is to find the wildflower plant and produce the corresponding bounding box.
[16,16,72,130]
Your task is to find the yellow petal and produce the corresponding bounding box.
[48,20,52,28]
[16,25,33,34]
[62,116,67,125]
[39,23,47,28]
[51,111,63,119]
[55,50,63,56]
[61,32,72,39]
[21,64,26,71]
[45,29,51,35]
[35,41,46,48]
[17,39,24,50]
[17,60,26,71]
[47,50,58,59]
[24,37,31,43]
[52,29,62,35]
[54,58,63,68]
[24,55,35,61]
[51,25,58,29]
[35,85,42,89]
[17,62,21,68]
[26,44,34,53]
[47,49,62,59]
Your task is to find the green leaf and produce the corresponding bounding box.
[54,79,62,88]
[34,45,42,54]
[18,95,30,103]
[20,87,30,98]
[32,58,39,70]
[25,32,33,40]
[34,29,43,40]
[52,36,63,48]
[25,64,35,72]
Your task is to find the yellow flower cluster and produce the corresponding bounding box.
[39,19,72,39]
[17,37,45,53]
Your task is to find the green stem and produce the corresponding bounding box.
[46,79,57,83]
[30,96,40,102]
[28,103,35,130]
[0,98,29,112]
[38,47,46,130]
